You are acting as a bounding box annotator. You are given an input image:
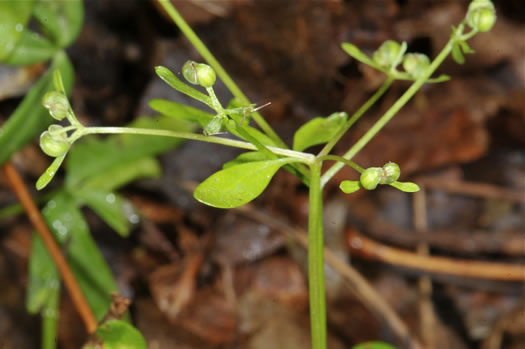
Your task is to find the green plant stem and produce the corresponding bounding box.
[317,155,363,173]
[318,77,393,158]
[82,126,315,163]
[320,37,455,188]
[307,161,326,349]
[42,291,59,349]
[156,0,286,148]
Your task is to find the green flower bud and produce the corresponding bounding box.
[42,91,70,121]
[360,167,383,190]
[195,63,216,88]
[40,130,69,157]
[182,60,199,85]
[381,162,400,184]
[466,0,496,32]
[203,115,223,136]
[182,61,217,88]
[402,53,430,79]
[373,40,402,68]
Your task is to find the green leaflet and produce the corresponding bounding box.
[293,112,348,151]
[93,320,147,349]
[0,0,34,62]
[339,180,361,194]
[149,98,213,127]
[2,29,57,66]
[155,66,213,108]
[389,181,420,192]
[32,0,84,48]
[222,151,271,169]
[76,190,138,237]
[194,158,297,208]
[341,42,378,68]
[41,192,118,320]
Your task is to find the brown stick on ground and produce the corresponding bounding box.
[417,177,525,203]
[346,230,525,282]
[3,162,98,334]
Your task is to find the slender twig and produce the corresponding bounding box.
[2,163,98,333]
[347,230,525,281]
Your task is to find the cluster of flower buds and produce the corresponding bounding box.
[40,91,73,158]
[360,162,401,190]
[466,0,496,32]
[182,60,216,88]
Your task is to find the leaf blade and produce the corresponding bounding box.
[194,159,296,208]
[293,112,348,151]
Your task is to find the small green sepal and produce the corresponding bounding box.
[203,115,224,135]
[389,181,420,192]
[339,180,361,194]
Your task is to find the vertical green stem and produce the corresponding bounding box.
[308,161,326,349]
[42,289,59,349]
[156,0,286,148]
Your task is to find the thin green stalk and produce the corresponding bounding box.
[320,38,455,188]
[156,0,286,148]
[82,126,315,163]
[318,77,394,158]
[42,290,59,349]
[307,161,326,349]
[317,155,363,173]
